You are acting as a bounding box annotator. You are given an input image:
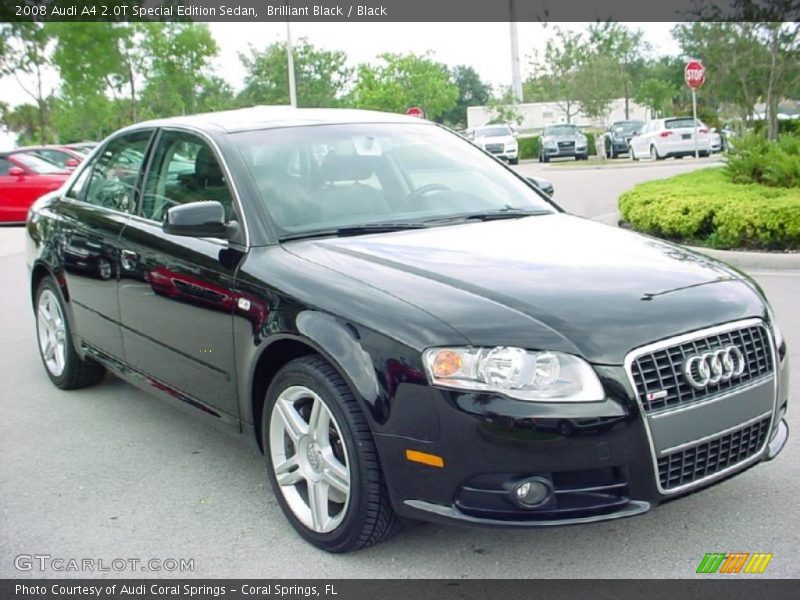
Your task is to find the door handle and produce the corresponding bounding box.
[120,249,138,271]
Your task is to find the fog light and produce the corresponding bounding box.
[512,477,553,507]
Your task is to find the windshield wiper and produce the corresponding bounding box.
[280,222,429,242]
[429,207,552,224]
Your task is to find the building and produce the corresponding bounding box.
[467,98,649,132]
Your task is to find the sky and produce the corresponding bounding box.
[0,22,681,150]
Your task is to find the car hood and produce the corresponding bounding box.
[284,214,765,364]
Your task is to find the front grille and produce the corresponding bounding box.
[558,141,575,149]
[657,417,770,490]
[632,324,772,414]
[485,143,504,154]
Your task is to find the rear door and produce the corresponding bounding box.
[117,129,243,418]
[56,130,154,359]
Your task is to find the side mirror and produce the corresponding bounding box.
[163,201,229,238]
[65,158,80,169]
[8,167,25,178]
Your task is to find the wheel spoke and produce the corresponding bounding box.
[53,345,64,372]
[274,455,304,487]
[38,306,52,327]
[276,399,309,443]
[309,399,331,443]
[43,341,55,361]
[307,480,330,532]
[322,451,349,495]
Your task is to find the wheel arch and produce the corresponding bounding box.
[248,333,379,453]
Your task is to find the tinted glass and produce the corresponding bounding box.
[232,123,554,236]
[475,126,512,137]
[665,118,700,130]
[8,153,63,174]
[141,130,233,222]
[35,149,70,168]
[0,158,12,175]
[82,130,153,212]
[612,121,643,133]
[543,125,579,136]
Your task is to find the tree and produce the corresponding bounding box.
[529,28,588,123]
[572,54,624,124]
[634,78,678,118]
[439,65,491,128]
[139,23,220,118]
[587,22,650,119]
[485,87,524,125]
[352,52,458,121]
[238,39,351,108]
[0,23,55,144]
[673,20,799,139]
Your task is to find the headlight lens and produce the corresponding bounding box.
[422,347,605,402]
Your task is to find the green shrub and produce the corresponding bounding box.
[725,133,800,188]
[619,167,800,250]
[518,136,540,160]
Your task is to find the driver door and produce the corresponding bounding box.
[117,129,241,419]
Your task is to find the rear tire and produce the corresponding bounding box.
[630,146,639,161]
[35,277,106,390]
[509,157,518,165]
[262,355,401,553]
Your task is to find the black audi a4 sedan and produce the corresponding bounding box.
[26,107,789,552]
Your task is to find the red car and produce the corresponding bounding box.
[0,152,70,223]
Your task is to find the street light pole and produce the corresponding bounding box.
[286,20,297,108]
[509,1,523,102]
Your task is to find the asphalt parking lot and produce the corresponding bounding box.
[1,158,798,578]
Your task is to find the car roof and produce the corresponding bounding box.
[125,106,427,135]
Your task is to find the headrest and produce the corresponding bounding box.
[195,146,224,185]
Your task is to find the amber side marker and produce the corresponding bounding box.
[405,449,444,468]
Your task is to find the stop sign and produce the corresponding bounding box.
[406,107,425,118]
[684,60,706,90]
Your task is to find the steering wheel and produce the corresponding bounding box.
[400,183,450,210]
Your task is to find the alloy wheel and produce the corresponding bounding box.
[37,289,67,377]
[269,385,351,533]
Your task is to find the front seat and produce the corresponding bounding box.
[318,154,388,222]
[187,146,233,217]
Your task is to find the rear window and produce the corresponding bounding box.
[665,118,700,130]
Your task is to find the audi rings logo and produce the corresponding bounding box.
[684,346,746,389]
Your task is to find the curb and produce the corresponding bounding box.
[685,246,800,271]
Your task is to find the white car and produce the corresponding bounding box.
[469,125,519,165]
[709,128,723,153]
[629,117,712,161]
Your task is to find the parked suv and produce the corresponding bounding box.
[470,125,519,165]
[629,117,711,161]
[27,107,789,553]
[539,123,589,162]
[602,120,644,159]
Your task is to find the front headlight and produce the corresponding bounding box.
[422,347,605,402]
[543,137,557,147]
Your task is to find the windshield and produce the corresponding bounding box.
[543,125,579,136]
[232,123,554,238]
[475,126,512,138]
[612,121,643,133]
[10,153,64,174]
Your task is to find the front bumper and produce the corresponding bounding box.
[375,341,789,528]
[543,145,588,158]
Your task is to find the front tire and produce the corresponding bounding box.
[35,277,106,390]
[262,355,401,553]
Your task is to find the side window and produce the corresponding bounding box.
[81,131,153,213]
[0,158,12,175]
[37,149,67,168]
[141,130,234,222]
